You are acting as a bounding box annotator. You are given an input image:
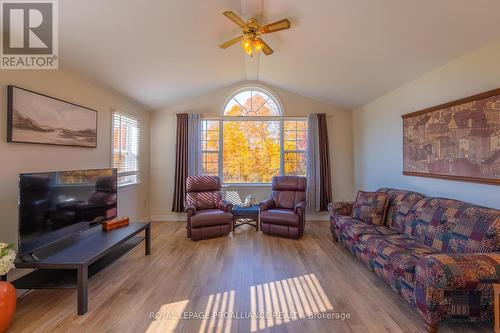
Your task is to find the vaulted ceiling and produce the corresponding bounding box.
[59,0,500,110]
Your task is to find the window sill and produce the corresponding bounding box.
[118,182,141,190]
[223,183,272,187]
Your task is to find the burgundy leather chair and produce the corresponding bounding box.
[259,176,307,239]
[184,176,233,240]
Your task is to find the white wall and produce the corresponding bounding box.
[0,70,151,246]
[353,40,500,209]
[150,81,355,221]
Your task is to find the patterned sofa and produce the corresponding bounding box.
[329,188,500,333]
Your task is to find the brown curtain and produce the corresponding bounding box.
[172,113,189,213]
[317,114,332,211]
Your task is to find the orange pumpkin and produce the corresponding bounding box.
[0,281,16,333]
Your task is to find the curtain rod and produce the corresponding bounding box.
[166,113,335,118]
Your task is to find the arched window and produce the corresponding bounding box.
[223,89,282,116]
[202,87,307,184]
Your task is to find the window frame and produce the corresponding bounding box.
[111,111,141,188]
[201,119,220,177]
[201,86,308,185]
[283,119,308,177]
[222,86,284,117]
[203,116,307,186]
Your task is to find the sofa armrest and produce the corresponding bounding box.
[416,252,500,290]
[184,205,196,217]
[294,201,306,214]
[219,200,233,213]
[259,199,275,212]
[328,201,353,217]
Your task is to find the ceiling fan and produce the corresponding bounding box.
[219,11,291,56]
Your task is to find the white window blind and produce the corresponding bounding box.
[112,112,141,186]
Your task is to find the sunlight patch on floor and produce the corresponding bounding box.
[146,273,333,333]
[250,273,333,332]
[146,299,189,333]
[199,290,236,333]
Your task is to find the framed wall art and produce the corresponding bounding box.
[402,88,500,185]
[7,85,98,148]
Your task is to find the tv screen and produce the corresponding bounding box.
[18,168,117,256]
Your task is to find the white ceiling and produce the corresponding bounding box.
[59,0,500,110]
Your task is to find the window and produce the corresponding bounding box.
[202,88,308,184]
[224,89,281,116]
[112,112,141,186]
[201,120,219,176]
[223,120,281,183]
[284,120,308,176]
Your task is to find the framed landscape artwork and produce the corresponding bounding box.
[402,88,500,185]
[7,86,98,148]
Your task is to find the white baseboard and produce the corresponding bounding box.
[150,214,185,222]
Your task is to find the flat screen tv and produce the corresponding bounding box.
[18,168,117,256]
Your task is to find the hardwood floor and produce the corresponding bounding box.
[9,221,493,333]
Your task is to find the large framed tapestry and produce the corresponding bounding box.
[402,89,500,185]
[7,86,98,148]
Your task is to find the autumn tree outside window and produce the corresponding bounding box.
[202,88,307,184]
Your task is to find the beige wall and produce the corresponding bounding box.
[353,40,500,209]
[150,81,355,221]
[0,70,151,247]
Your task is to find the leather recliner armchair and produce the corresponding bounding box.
[184,175,233,240]
[259,176,307,239]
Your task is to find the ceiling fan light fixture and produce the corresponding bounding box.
[220,11,290,56]
[242,38,252,50]
[242,38,253,55]
[253,39,264,52]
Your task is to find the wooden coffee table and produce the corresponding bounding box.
[232,205,259,231]
[13,222,151,315]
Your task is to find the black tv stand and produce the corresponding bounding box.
[12,222,151,315]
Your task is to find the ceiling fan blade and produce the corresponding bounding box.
[259,19,291,34]
[223,11,247,28]
[219,36,244,49]
[257,38,274,55]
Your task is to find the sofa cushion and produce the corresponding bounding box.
[404,198,500,254]
[332,214,358,231]
[190,209,233,228]
[260,209,299,227]
[359,234,441,289]
[337,216,398,241]
[332,215,398,253]
[377,188,425,233]
[351,191,389,225]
